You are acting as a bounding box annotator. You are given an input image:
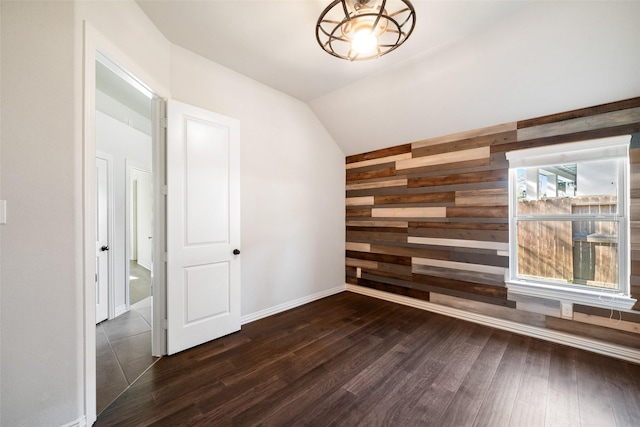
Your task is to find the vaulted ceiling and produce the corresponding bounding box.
[136,0,525,103]
[134,1,640,155]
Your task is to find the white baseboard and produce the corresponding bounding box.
[346,284,640,364]
[114,304,128,318]
[241,285,346,325]
[60,416,86,427]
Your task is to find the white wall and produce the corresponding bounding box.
[170,45,346,317]
[0,2,80,425]
[310,1,640,155]
[1,1,345,425]
[1,1,171,426]
[96,109,152,315]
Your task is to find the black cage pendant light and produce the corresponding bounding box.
[316,0,416,61]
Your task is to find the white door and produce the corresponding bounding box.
[96,156,110,323]
[166,100,241,355]
[135,169,153,270]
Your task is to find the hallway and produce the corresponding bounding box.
[96,262,158,414]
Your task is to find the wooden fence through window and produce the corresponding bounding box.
[517,196,618,289]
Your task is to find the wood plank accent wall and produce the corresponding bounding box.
[346,97,640,349]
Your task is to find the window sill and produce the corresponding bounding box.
[506,280,637,311]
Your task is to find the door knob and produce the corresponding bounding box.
[233,249,241,255]
[100,245,109,252]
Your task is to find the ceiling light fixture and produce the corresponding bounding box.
[316,0,416,61]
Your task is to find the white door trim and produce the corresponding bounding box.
[83,22,169,425]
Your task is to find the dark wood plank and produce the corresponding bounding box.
[436,329,511,426]
[409,226,509,242]
[408,169,508,188]
[509,338,552,427]
[346,166,396,182]
[374,192,455,205]
[346,250,412,266]
[473,333,530,426]
[411,130,517,158]
[369,243,451,260]
[356,277,431,301]
[413,273,508,299]
[346,230,408,244]
[346,161,395,174]
[95,292,640,427]
[575,350,617,427]
[409,221,509,231]
[492,122,640,154]
[446,206,508,218]
[517,97,640,129]
[346,143,412,164]
[545,344,580,427]
[600,352,640,427]
[345,207,371,217]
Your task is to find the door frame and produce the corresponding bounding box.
[83,22,169,425]
[96,151,115,320]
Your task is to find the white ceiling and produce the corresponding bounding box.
[135,0,528,103]
[129,1,640,156]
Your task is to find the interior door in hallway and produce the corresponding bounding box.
[166,99,241,355]
[132,168,153,271]
[96,155,110,323]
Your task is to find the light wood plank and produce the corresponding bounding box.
[573,312,640,334]
[346,242,371,252]
[346,178,408,191]
[411,122,517,149]
[346,196,374,206]
[510,293,562,318]
[517,107,640,141]
[408,236,509,251]
[346,220,409,228]
[396,146,490,171]
[346,153,412,170]
[430,293,546,327]
[372,207,447,218]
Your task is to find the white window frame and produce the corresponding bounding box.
[506,135,636,311]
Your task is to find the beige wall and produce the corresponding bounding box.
[0,1,344,425]
[1,2,80,425]
[169,45,345,317]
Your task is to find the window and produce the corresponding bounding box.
[506,135,636,310]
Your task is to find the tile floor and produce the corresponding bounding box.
[130,261,152,305]
[96,296,159,414]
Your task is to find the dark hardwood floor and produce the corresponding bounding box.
[96,292,640,426]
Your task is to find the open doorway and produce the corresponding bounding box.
[94,53,158,413]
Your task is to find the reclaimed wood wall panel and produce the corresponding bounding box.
[345,96,640,349]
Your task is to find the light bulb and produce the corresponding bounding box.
[351,30,378,55]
